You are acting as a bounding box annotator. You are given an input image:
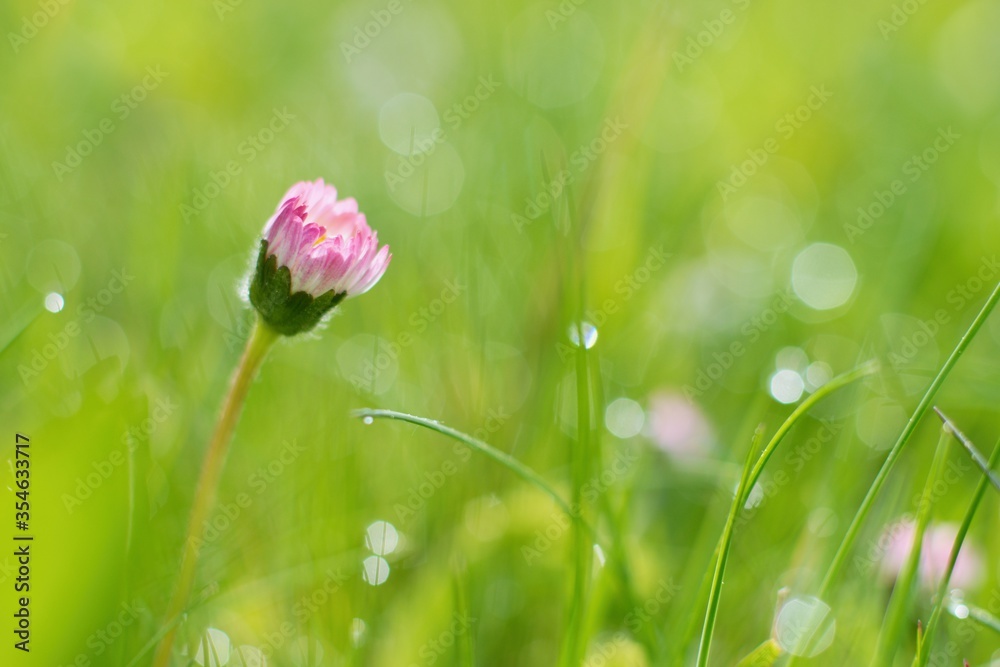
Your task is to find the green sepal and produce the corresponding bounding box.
[249,239,346,336]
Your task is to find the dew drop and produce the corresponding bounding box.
[567,321,598,349]
[362,416,374,425]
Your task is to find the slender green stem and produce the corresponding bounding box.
[872,428,949,666]
[563,326,593,667]
[817,281,1000,597]
[355,408,581,519]
[787,280,1000,667]
[152,317,278,667]
[915,433,1000,666]
[354,407,648,645]
[696,424,764,667]
[744,360,878,497]
[934,407,1000,493]
[679,360,878,663]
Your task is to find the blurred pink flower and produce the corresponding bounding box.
[879,520,984,590]
[262,179,391,298]
[646,391,714,458]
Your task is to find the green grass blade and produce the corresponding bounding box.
[678,360,878,664]
[696,424,765,667]
[933,407,1000,493]
[816,280,1000,596]
[872,427,950,665]
[563,325,593,667]
[955,602,1000,635]
[0,301,42,359]
[734,638,783,667]
[744,360,879,497]
[915,432,1000,666]
[354,407,580,519]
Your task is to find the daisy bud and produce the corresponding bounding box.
[249,179,391,335]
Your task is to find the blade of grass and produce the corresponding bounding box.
[915,430,1000,666]
[696,424,765,667]
[356,405,658,658]
[734,639,783,667]
[816,281,1000,596]
[0,301,43,359]
[354,408,660,656]
[787,281,1000,667]
[952,601,1000,635]
[872,428,950,665]
[563,323,594,667]
[353,408,581,525]
[678,360,878,664]
[933,407,1000,493]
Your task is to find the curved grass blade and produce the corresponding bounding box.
[950,600,1000,635]
[933,407,1000,493]
[696,424,764,667]
[353,408,579,520]
[678,360,878,664]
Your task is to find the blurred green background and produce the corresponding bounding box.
[2,0,1000,665]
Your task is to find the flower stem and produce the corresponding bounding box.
[152,317,278,667]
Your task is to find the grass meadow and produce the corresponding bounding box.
[1,0,1000,665]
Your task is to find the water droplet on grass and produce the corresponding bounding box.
[567,321,597,349]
